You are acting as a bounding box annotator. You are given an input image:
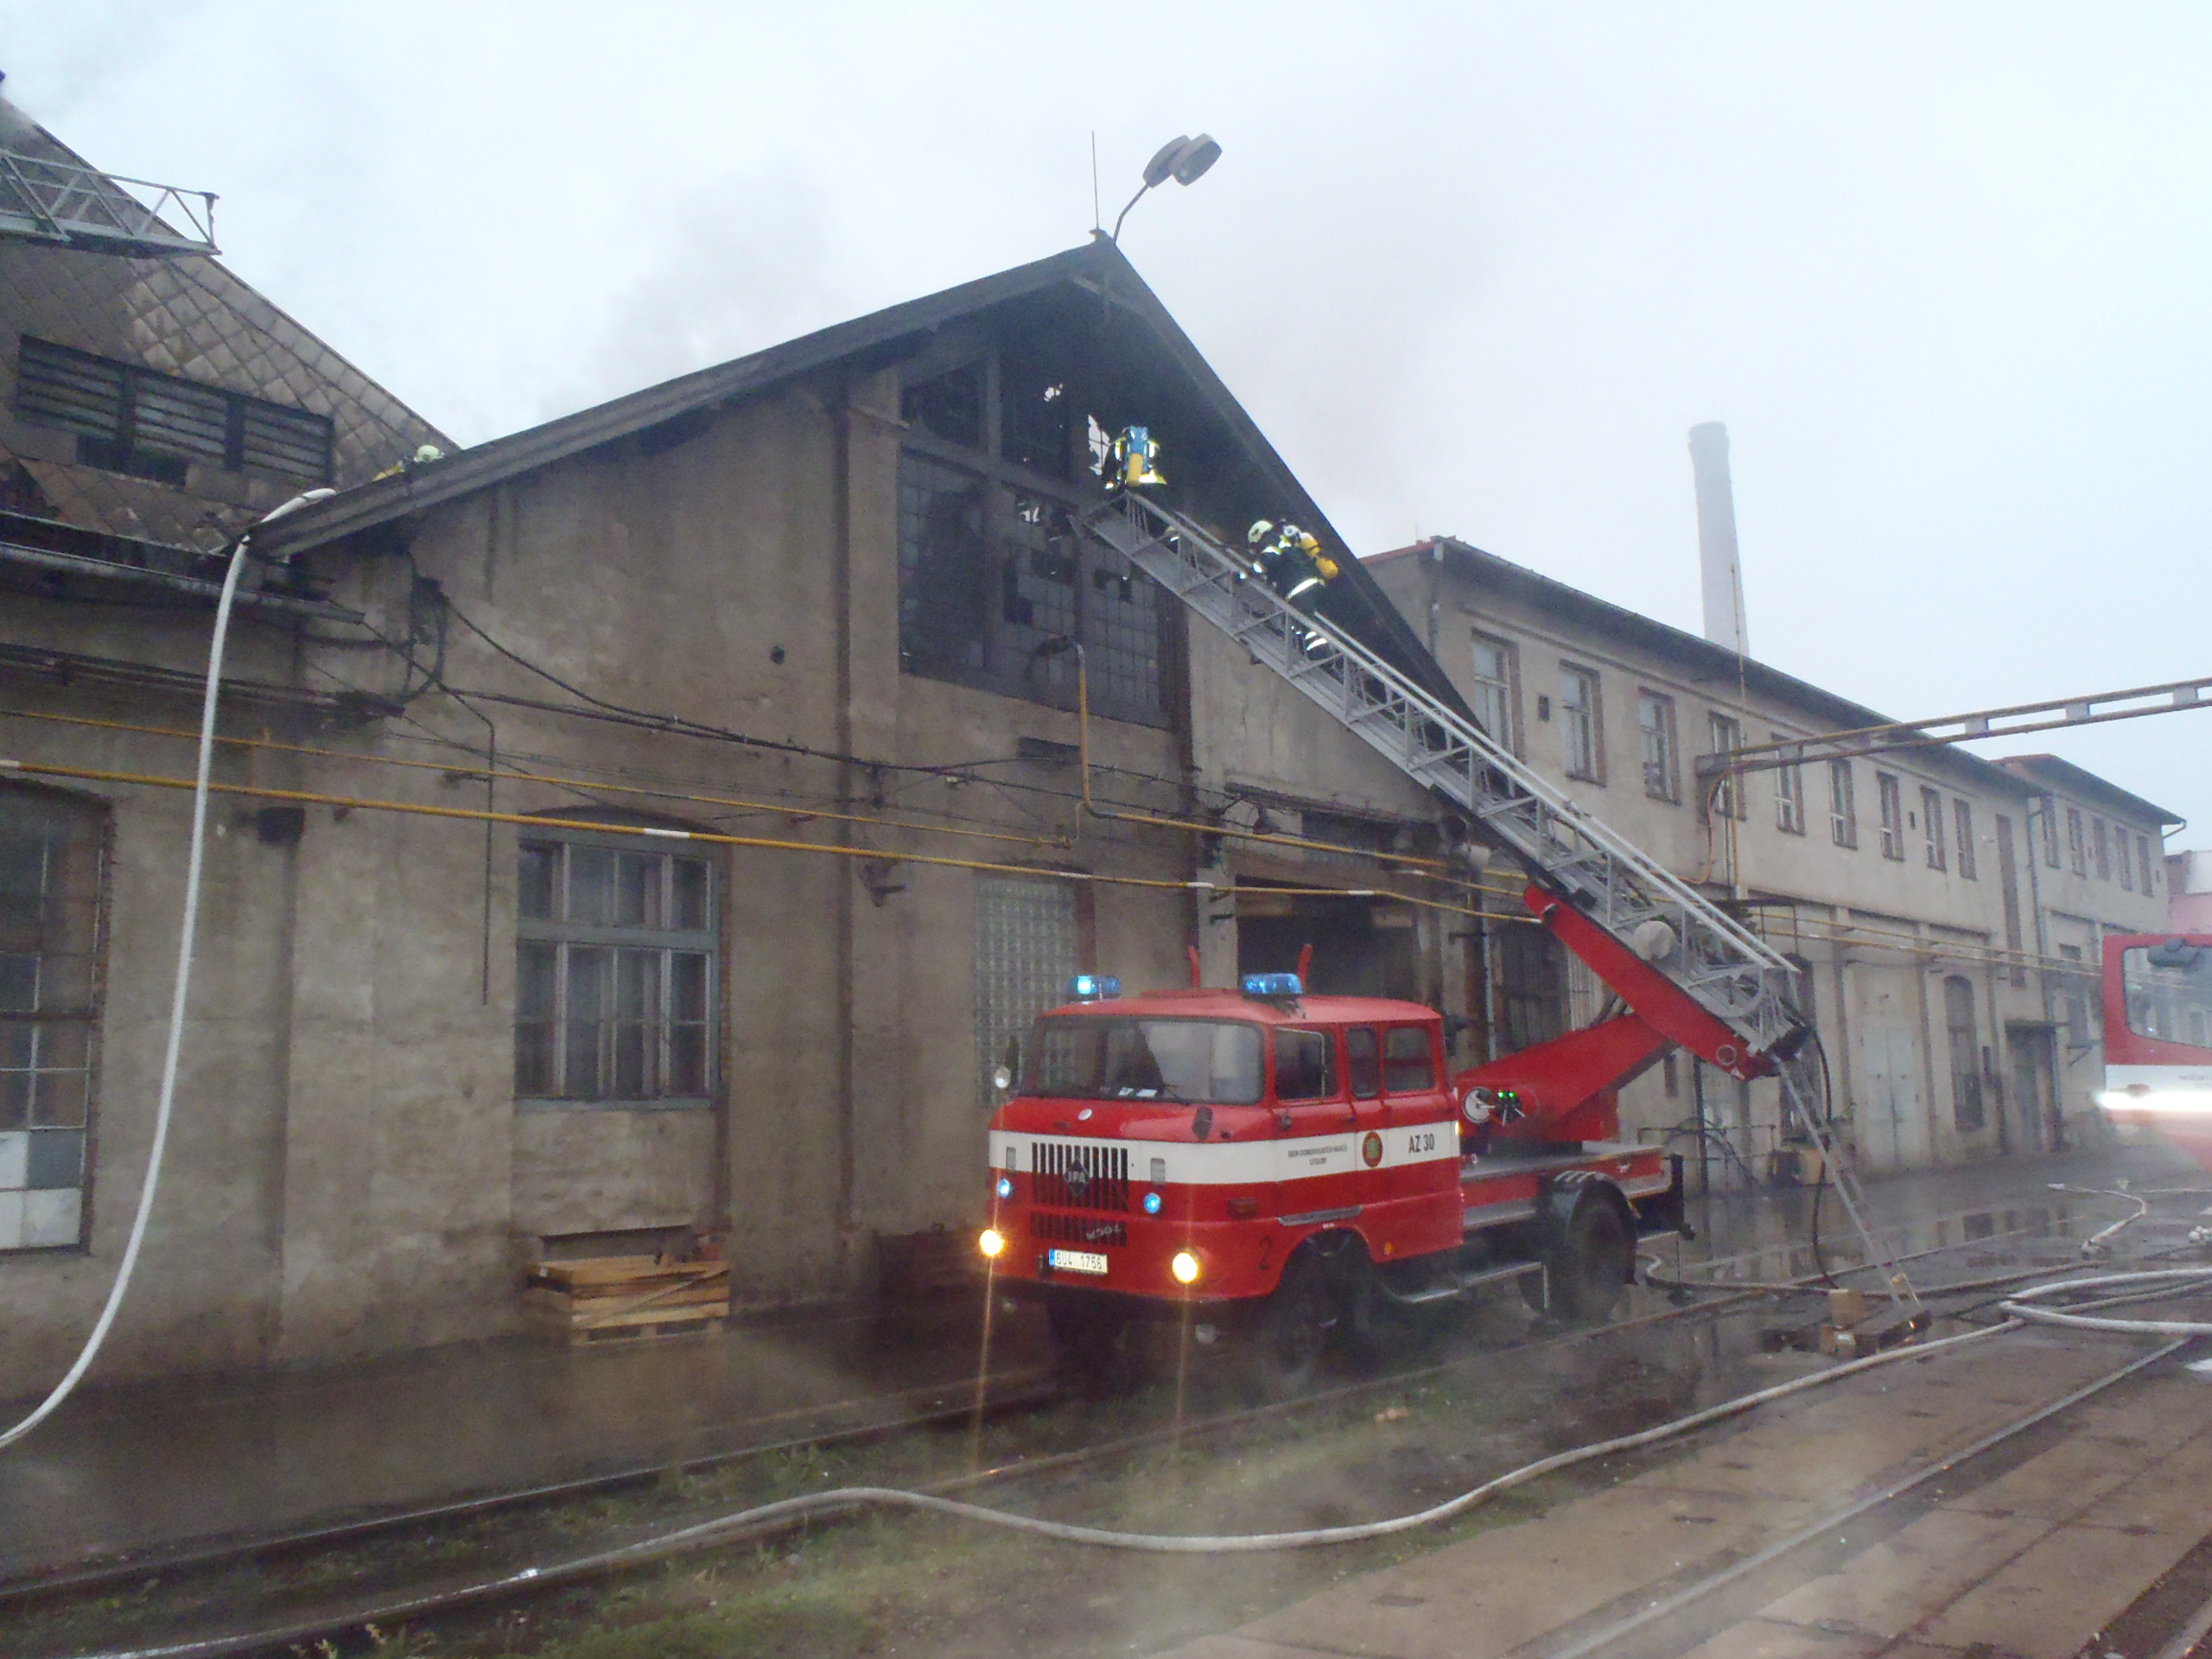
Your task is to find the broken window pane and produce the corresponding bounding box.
[898,353,1166,728]
[1001,356,1070,478]
[900,362,984,449]
[898,453,989,675]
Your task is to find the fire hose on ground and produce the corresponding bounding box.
[77,1266,2212,1659]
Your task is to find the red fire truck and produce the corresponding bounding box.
[976,484,1852,1390]
[2100,932,2212,1179]
[976,881,1768,1392]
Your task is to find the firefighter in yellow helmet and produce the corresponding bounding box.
[1109,426,1166,490]
[1246,518,1340,615]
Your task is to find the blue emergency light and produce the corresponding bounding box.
[1241,972,1303,998]
[1065,975,1122,1001]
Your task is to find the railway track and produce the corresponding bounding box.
[0,1203,2146,1659]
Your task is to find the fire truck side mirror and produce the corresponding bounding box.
[992,1036,1020,1097]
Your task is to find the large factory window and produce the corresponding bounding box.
[0,786,105,1251]
[514,831,715,1108]
[896,347,1169,728]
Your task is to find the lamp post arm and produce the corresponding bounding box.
[1109,181,1154,245]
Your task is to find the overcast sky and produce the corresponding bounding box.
[9,3,2209,839]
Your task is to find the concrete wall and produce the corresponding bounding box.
[0,343,1210,1394]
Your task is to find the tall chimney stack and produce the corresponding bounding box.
[1688,422,1748,658]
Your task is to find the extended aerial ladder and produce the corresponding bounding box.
[1082,491,1917,1306]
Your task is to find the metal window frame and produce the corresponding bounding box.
[1828,759,1858,849]
[0,784,108,1255]
[1922,785,1948,870]
[1469,632,1520,757]
[1876,771,1905,861]
[514,829,716,1111]
[1706,712,1748,820]
[1773,732,1806,835]
[1636,689,1677,802]
[1558,662,1602,784]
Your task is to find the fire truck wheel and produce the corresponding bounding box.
[1545,1191,1634,1324]
[1046,1295,1142,1395]
[1247,1253,1333,1400]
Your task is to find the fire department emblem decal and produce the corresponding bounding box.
[1361,1131,1384,1168]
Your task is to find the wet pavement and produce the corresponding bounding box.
[0,1295,1052,1585]
[1152,1325,2212,1659]
[0,1138,2199,1599]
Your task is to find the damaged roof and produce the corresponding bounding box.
[253,237,1471,719]
[0,82,448,554]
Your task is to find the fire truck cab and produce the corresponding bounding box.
[981,970,1688,1390]
[2101,933,2212,1178]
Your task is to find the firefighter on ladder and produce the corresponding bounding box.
[1109,426,1166,490]
[1246,518,1341,652]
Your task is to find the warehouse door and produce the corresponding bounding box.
[973,876,1082,1109]
[2009,1026,2053,1153]
[1236,886,1421,1001]
[1859,1023,1926,1172]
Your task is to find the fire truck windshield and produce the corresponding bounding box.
[2122,944,2212,1049]
[1027,1016,1265,1104]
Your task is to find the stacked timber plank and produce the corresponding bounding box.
[524,1255,730,1345]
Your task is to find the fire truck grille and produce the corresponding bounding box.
[1029,1141,1129,1211]
[1030,1211,1129,1249]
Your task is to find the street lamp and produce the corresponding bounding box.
[1110,133,1222,244]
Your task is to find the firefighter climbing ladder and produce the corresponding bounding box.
[1084,491,1916,1306]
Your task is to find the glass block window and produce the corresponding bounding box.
[0,789,105,1251]
[515,831,715,1107]
[974,875,1080,1111]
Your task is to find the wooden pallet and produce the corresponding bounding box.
[524,1255,731,1346]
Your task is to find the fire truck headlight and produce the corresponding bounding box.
[1142,1191,1163,1215]
[978,1229,1006,1259]
[1170,1249,1202,1285]
[996,1177,1014,1200]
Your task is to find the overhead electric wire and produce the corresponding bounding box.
[0,707,1535,912]
[0,754,1513,922]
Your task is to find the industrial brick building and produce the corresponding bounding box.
[1366,541,2177,1177]
[0,107,2183,1397]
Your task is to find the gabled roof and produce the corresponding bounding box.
[255,238,1468,717]
[1993,755,2181,828]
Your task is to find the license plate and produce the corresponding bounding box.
[1047,1249,1109,1276]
